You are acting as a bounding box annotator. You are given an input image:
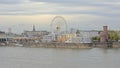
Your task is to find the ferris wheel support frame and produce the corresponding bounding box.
[50,16,68,34]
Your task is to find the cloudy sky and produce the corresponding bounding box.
[0,0,120,33]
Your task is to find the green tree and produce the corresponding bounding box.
[109,31,119,41]
[91,36,100,41]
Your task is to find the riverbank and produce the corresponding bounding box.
[22,43,92,49]
[1,42,120,49]
[22,42,120,48]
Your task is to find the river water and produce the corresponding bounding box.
[0,47,120,68]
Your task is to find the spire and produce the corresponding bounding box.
[33,25,36,31]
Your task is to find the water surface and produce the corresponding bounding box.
[0,47,120,68]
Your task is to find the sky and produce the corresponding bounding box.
[0,0,120,34]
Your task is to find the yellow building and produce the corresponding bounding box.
[57,34,76,42]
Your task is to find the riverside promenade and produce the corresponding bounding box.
[22,43,93,48]
[1,42,120,48]
[21,42,120,48]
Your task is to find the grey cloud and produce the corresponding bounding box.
[30,0,120,6]
[0,10,119,18]
[30,0,93,6]
[30,0,119,3]
[0,0,119,18]
[0,0,23,4]
[30,0,87,3]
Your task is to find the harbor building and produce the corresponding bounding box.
[23,25,49,42]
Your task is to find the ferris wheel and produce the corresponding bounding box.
[51,16,67,35]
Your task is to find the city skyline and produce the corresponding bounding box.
[0,0,120,33]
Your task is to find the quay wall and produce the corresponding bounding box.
[112,42,120,48]
[1,42,120,48]
[92,42,120,48]
[23,43,92,48]
[22,42,120,48]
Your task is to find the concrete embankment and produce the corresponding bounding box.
[92,42,120,48]
[112,42,120,48]
[1,42,120,48]
[23,43,92,48]
[22,42,120,48]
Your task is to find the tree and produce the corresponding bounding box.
[109,31,120,41]
[91,36,100,41]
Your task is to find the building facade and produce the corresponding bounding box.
[65,30,99,43]
[100,26,109,43]
[0,31,9,46]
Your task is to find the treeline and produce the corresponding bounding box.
[109,31,120,41]
[92,31,120,42]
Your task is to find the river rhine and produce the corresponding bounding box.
[0,47,120,68]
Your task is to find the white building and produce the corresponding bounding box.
[42,28,100,43]
[65,30,99,43]
[78,30,99,38]
[42,34,54,43]
[0,31,7,42]
[23,25,49,38]
[24,31,49,38]
[65,37,91,43]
